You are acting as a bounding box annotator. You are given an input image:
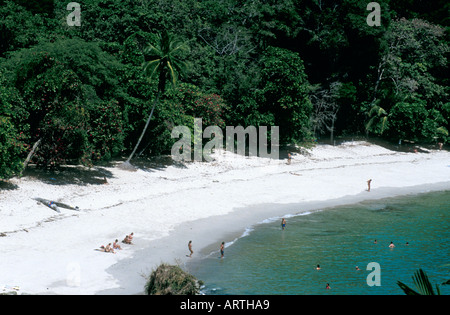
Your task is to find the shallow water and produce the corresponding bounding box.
[189,191,450,295]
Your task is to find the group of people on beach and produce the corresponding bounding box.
[186,240,226,259]
[99,232,134,254]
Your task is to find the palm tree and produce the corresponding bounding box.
[365,104,388,136]
[397,269,443,295]
[121,30,188,169]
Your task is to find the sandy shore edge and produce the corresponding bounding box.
[100,181,450,295]
[1,141,449,295]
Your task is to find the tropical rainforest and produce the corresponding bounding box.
[0,0,449,178]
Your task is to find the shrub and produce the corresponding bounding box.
[145,263,202,295]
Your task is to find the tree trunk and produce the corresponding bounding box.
[124,90,161,164]
[330,116,335,145]
[21,138,41,175]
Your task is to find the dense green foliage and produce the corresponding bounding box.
[0,0,448,178]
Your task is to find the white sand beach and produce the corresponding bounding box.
[1,141,449,295]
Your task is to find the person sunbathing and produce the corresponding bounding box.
[122,235,132,244]
[113,239,122,250]
[99,244,115,253]
[105,243,115,253]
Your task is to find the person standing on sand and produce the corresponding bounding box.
[220,242,225,258]
[188,240,193,257]
[367,179,372,192]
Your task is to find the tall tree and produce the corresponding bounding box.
[365,18,449,141]
[122,30,188,167]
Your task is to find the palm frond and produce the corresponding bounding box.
[412,269,437,295]
[144,43,163,56]
[436,126,449,136]
[397,269,441,295]
[166,61,177,87]
[365,117,375,131]
[368,105,387,117]
[380,116,388,134]
[397,280,421,295]
[142,59,161,80]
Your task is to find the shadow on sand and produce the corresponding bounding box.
[21,165,114,186]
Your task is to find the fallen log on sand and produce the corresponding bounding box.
[34,198,80,213]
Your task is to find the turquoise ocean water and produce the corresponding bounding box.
[189,191,450,295]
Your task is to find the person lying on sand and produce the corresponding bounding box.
[99,244,115,254]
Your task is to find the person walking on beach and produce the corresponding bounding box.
[220,242,225,259]
[367,179,372,192]
[281,218,287,230]
[188,240,194,257]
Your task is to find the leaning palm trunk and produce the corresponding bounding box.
[120,90,161,170]
[20,138,42,175]
[119,30,188,170]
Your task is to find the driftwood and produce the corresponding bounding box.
[34,197,80,213]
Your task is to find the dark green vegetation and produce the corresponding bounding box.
[398,269,449,295]
[0,0,449,178]
[145,263,202,295]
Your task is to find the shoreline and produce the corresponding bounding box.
[1,141,449,295]
[100,181,450,295]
